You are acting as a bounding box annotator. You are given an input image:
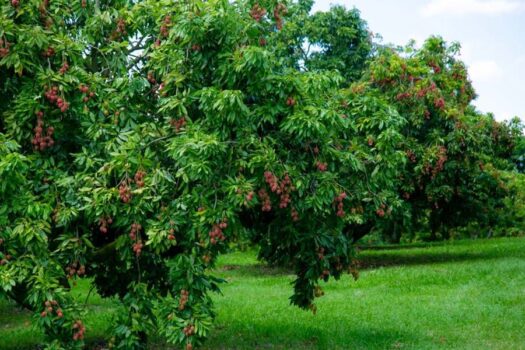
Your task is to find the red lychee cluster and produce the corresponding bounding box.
[168,226,176,241]
[11,0,19,7]
[320,269,330,279]
[432,146,447,178]
[191,44,201,52]
[186,343,193,350]
[42,47,55,58]
[160,15,171,38]
[277,174,293,208]
[66,262,85,279]
[110,18,127,40]
[119,183,132,203]
[334,192,347,217]
[178,289,189,310]
[259,37,267,46]
[416,82,437,98]
[0,38,11,57]
[81,0,87,8]
[41,300,63,318]
[434,97,445,110]
[286,96,295,106]
[396,92,411,101]
[424,110,431,119]
[209,219,227,245]
[376,203,386,218]
[38,1,53,28]
[245,191,255,203]
[79,84,94,103]
[129,223,142,241]
[316,161,328,172]
[170,117,187,132]
[250,3,267,21]
[291,207,299,221]
[32,111,55,151]
[258,188,271,211]
[264,172,295,208]
[134,170,146,188]
[406,149,416,163]
[264,171,279,192]
[98,216,113,234]
[429,61,441,74]
[132,241,143,256]
[273,3,288,30]
[45,86,69,112]
[183,324,195,336]
[72,320,86,341]
[58,61,69,74]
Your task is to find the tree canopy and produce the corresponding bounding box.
[0,0,522,349]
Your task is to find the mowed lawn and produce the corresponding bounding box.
[1,237,525,349]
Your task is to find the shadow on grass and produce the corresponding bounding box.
[202,321,418,350]
[219,239,525,277]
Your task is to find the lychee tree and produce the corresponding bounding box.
[0,0,405,348]
[272,0,373,83]
[361,37,517,241]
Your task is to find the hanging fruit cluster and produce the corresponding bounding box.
[44,86,69,112]
[0,38,11,57]
[250,3,266,22]
[209,219,227,245]
[32,111,55,151]
[40,300,63,318]
[334,192,347,217]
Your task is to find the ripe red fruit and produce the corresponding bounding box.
[286,97,296,106]
[250,3,267,21]
[11,0,19,7]
[41,311,47,317]
[316,161,328,172]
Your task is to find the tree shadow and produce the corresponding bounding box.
[202,320,417,350]
[357,242,524,270]
[357,251,493,269]
[218,239,525,277]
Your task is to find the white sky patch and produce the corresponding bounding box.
[516,55,525,65]
[468,60,503,82]
[421,0,523,16]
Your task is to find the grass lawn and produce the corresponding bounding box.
[1,237,525,349]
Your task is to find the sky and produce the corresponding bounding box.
[313,0,525,122]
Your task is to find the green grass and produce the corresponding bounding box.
[1,237,525,349]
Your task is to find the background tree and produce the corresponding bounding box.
[362,37,518,242]
[274,0,373,82]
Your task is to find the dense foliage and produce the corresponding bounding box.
[0,0,522,349]
[358,38,520,241]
